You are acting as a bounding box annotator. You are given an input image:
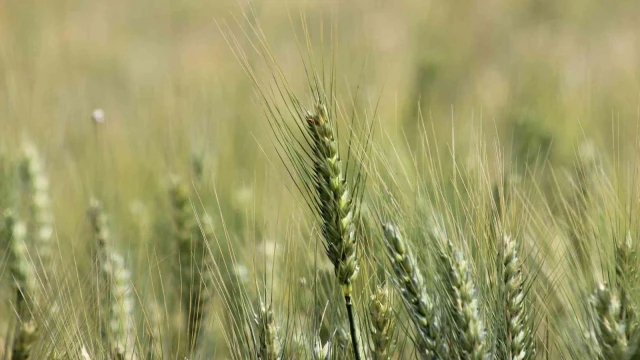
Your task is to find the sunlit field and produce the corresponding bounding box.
[2,0,640,359]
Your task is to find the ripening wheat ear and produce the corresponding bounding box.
[3,210,38,360]
[88,199,136,360]
[368,285,395,360]
[381,223,446,359]
[169,177,213,357]
[501,234,536,360]
[592,284,629,359]
[438,238,489,360]
[19,142,54,286]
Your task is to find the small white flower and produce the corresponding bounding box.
[92,108,105,123]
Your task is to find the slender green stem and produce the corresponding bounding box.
[344,290,361,360]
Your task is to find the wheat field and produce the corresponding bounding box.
[2,0,640,359]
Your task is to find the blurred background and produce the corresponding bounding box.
[2,0,639,178]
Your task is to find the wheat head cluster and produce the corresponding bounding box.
[1,21,640,360]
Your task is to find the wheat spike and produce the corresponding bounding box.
[369,285,394,360]
[3,210,38,360]
[439,240,489,360]
[306,104,359,288]
[382,223,445,359]
[615,233,637,341]
[88,199,136,360]
[593,284,629,359]
[19,142,54,285]
[306,103,361,360]
[502,235,535,360]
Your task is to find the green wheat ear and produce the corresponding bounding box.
[368,285,395,360]
[303,103,362,360]
[306,104,359,288]
[3,210,38,360]
[19,142,54,286]
[615,233,638,342]
[381,223,445,359]
[88,199,135,360]
[438,239,489,360]
[501,234,536,360]
[593,284,629,359]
